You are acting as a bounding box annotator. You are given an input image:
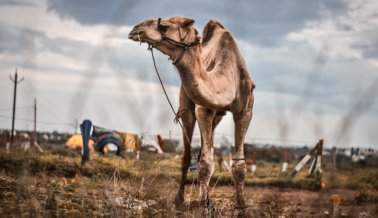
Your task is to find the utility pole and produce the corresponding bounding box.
[32,98,43,153]
[9,69,24,147]
[33,98,37,144]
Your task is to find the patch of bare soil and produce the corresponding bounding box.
[0,148,377,217]
[201,186,378,217]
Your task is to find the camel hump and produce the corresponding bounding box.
[202,19,225,45]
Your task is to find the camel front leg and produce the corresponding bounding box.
[232,96,254,209]
[195,106,216,205]
[196,114,223,165]
[174,87,196,208]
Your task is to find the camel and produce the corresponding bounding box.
[129,16,255,209]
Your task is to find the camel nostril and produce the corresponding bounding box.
[128,31,138,39]
[129,30,143,37]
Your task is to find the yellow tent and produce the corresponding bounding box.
[65,134,95,151]
[119,133,141,152]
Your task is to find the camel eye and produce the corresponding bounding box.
[158,24,169,33]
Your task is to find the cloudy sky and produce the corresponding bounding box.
[0,0,377,148]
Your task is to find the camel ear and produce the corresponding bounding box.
[158,20,170,33]
[183,18,195,27]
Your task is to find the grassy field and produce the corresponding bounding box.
[0,145,377,217]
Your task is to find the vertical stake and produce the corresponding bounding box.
[9,68,24,147]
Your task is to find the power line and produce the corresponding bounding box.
[0,105,33,112]
[19,84,64,120]
[0,114,74,126]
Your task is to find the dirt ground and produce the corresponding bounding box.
[206,186,378,217]
[2,172,376,217]
[0,148,377,217]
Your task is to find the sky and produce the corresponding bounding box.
[0,0,377,148]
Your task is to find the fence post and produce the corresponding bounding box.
[251,151,257,175]
[80,120,92,167]
[286,139,323,180]
[282,148,288,173]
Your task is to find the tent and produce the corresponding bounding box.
[91,126,141,154]
[92,125,121,154]
[119,132,141,152]
[79,120,162,166]
[65,134,95,151]
[140,134,164,154]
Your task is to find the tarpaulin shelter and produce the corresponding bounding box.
[65,134,95,151]
[80,119,141,166]
[140,133,164,154]
[119,132,141,152]
[92,125,121,155]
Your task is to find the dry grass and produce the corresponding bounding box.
[0,145,377,217]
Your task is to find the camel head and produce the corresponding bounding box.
[129,16,201,61]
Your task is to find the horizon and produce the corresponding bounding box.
[1,127,376,150]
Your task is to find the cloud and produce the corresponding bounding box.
[45,0,347,47]
[352,38,378,60]
[287,0,378,61]
[0,0,37,7]
[0,19,178,85]
[46,0,139,26]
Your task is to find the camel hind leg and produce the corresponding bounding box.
[232,94,254,209]
[174,87,196,208]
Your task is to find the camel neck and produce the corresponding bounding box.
[175,47,207,83]
[174,47,234,109]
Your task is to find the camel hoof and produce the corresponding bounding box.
[235,197,246,210]
[200,198,212,207]
[233,208,247,218]
[174,192,185,209]
[199,197,216,212]
[235,205,246,210]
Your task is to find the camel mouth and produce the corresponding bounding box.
[128,31,141,40]
[128,30,144,41]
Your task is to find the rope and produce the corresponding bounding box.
[148,45,192,148]
[148,45,222,214]
[157,17,199,50]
